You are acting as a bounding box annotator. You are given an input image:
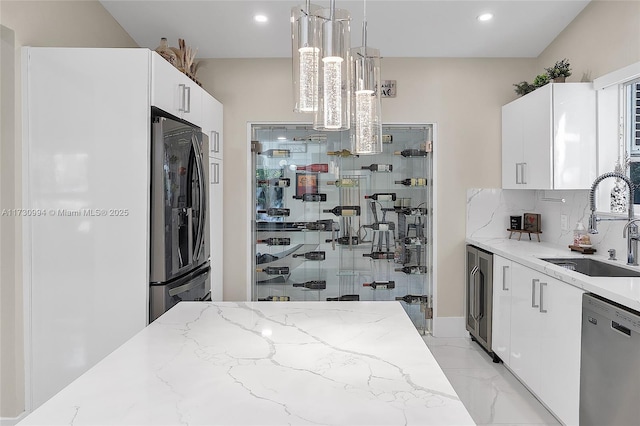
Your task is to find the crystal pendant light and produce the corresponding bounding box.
[313,0,351,131]
[291,1,321,113]
[350,0,382,154]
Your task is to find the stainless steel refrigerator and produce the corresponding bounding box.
[149,107,211,322]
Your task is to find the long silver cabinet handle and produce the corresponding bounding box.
[185,86,191,113]
[521,163,527,184]
[531,278,539,308]
[179,84,186,112]
[540,282,548,313]
[502,265,509,291]
[515,163,520,184]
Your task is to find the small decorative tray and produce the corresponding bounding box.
[568,245,597,254]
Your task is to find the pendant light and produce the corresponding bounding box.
[350,0,382,154]
[291,1,321,113]
[313,0,351,131]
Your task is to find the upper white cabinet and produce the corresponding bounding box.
[202,95,223,160]
[151,53,202,125]
[501,83,596,190]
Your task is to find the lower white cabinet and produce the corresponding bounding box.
[491,256,512,363]
[508,262,583,426]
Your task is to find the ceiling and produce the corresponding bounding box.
[100,0,591,59]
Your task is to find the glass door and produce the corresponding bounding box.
[250,124,434,333]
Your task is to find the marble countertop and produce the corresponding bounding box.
[19,301,475,426]
[467,236,640,312]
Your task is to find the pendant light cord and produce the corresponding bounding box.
[362,0,367,49]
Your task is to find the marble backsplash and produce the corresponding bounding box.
[466,188,631,262]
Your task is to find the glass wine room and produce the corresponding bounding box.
[251,124,434,333]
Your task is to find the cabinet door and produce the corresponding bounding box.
[202,95,223,160]
[151,52,202,126]
[521,84,552,189]
[491,256,511,364]
[501,100,524,189]
[552,83,596,189]
[539,276,583,426]
[209,159,223,301]
[509,262,542,395]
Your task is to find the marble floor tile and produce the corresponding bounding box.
[424,336,560,426]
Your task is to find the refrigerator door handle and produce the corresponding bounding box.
[168,270,210,297]
[191,133,205,260]
[187,207,194,266]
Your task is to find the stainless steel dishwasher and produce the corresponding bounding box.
[580,293,640,426]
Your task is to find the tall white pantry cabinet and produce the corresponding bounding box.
[21,47,223,410]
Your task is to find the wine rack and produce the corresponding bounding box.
[251,124,434,333]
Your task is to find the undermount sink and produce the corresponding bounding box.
[540,257,640,278]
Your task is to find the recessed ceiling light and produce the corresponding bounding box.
[254,14,268,23]
[277,136,287,140]
[477,13,494,22]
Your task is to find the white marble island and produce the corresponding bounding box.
[19,302,475,426]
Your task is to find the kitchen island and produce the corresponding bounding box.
[18,301,475,425]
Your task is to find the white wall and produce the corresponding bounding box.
[197,57,536,315]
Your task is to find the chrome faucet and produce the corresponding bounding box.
[588,172,637,265]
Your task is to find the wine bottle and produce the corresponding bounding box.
[395,294,428,304]
[258,295,291,301]
[327,294,360,301]
[255,266,290,275]
[394,266,428,275]
[306,219,335,231]
[257,178,290,187]
[292,193,327,202]
[395,178,427,187]
[260,149,290,158]
[397,207,428,216]
[293,280,326,290]
[362,251,395,260]
[257,208,290,217]
[361,163,393,172]
[363,281,396,290]
[257,237,290,246]
[327,178,359,188]
[322,206,361,217]
[364,193,396,201]
[363,222,395,231]
[325,236,359,245]
[292,251,326,260]
[394,149,429,157]
[327,149,358,157]
[296,163,329,173]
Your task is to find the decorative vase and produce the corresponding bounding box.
[552,76,566,83]
[155,37,177,67]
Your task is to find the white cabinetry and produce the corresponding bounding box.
[491,256,512,363]
[501,83,596,190]
[151,53,202,125]
[509,262,583,426]
[22,47,223,411]
[203,96,224,301]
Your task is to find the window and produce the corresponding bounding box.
[626,78,640,203]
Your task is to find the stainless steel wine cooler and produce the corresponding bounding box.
[250,124,434,333]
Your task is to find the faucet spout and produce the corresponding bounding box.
[588,172,635,233]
